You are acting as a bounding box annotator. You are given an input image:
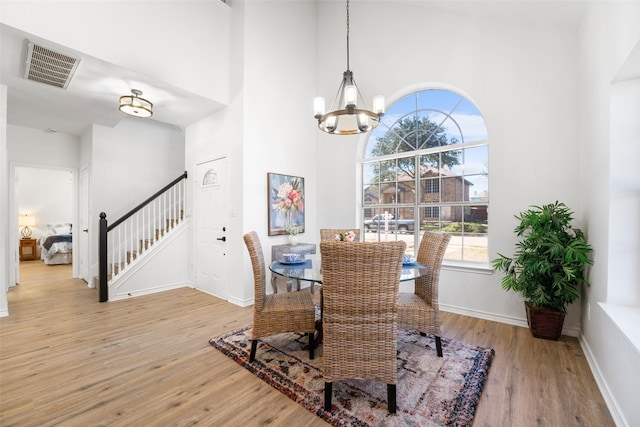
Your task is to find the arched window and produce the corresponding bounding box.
[361,88,489,265]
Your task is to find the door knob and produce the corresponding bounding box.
[217,236,226,242]
[83,229,88,233]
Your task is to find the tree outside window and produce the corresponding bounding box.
[362,88,489,264]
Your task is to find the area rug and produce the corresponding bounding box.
[210,325,494,427]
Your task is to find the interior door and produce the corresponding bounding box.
[195,158,229,299]
[78,167,90,284]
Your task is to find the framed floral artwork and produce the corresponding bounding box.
[267,172,305,236]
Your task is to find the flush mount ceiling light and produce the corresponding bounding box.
[313,0,384,135]
[119,89,153,118]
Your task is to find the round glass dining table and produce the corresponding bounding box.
[269,253,429,347]
[268,253,429,285]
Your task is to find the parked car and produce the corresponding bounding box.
[363,214,415,233]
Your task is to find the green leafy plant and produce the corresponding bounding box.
[492,201,593,313]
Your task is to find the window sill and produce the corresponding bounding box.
[599,303,640,356]
[442,260,493,275]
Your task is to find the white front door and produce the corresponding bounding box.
[195,158,229,299]
[79,167,90,284]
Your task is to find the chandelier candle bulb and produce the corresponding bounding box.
[313,97,326,118]
[344,85,357,108]
[373,95,385,115]
[357,114,369,131]
[326,115,337,132]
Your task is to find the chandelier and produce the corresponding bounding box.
[119,89,153,118]
[313,0,384,135]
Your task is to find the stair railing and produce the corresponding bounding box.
[98,171,188,302]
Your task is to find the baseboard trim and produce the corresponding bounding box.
[439,303,580,337]
[227,295,253,307]
[579,334,628,427]
[111,282,189,301]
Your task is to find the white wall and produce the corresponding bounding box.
[7,125,80,169]
[185,0,318,306]
[185,0,246,305]
[241,0,318,288]
[0,84,8,317]
[608,78,640,306]
[315,1,583,330]
[578,2,640,426]
[6,125,80,285]
[88,119,185,279]
[0,0,231,104]
[15,167,73,244]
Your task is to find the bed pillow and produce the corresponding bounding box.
[48,223,72,235]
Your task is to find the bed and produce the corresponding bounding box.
[39,223,73,265]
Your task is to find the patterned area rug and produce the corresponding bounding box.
[210,325,494,427]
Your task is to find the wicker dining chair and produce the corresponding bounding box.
[320,240,406,414]
[319,228,361,242]
[397,231,451,357]
[243,231,316,362]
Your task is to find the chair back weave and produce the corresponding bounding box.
[243,231,266,309]
[320,240,406,384]
[415,231,451,303]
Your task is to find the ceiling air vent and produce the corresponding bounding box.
[23,40,80,89]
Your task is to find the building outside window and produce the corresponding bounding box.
[361,88,489,265]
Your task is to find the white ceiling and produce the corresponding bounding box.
[1,24,226,136]
[1,1,593,137]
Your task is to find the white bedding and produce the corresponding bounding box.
[39,223,73,265]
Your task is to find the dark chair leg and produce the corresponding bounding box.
[309,332,314,359]
[249,339,258,362]
[387,384,396,413]
[435,336,443,357]
[324,382,332,411]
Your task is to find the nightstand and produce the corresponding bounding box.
[19,238,37,261]
[271,242,316,293]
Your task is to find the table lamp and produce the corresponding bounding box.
[19,214,36,239]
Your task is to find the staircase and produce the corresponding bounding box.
[98,172,188,302]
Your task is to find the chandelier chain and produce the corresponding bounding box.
[346,0,350,71]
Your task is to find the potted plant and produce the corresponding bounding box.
[492,201,593,340]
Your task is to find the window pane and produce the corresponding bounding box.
[382,96,416,128]
[464,146,488,175]
[419,153,440,172]
[419,153,441,203]
[439,116,463,145]
[380,160,396,182]
[420,206,441,230]
[397,158,415,182]
[363,207,415,247]
[363,184,380,206]
[381,183,397,204]
[363,162,379,185]
[450,98,487,142]
[363,88,489,265]
[420,178,440,203]
[416,110,448,149]
[462,205,489,262]
[417,89,462,114]
[397,180,415,204]
[365,126,389,158]
[465,174,489,202]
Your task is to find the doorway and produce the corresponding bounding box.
[194,157,229,300]
[13,165,78,285]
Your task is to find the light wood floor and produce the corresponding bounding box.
[1,260,614,426]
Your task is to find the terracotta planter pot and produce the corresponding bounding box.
[524,301,565,340]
